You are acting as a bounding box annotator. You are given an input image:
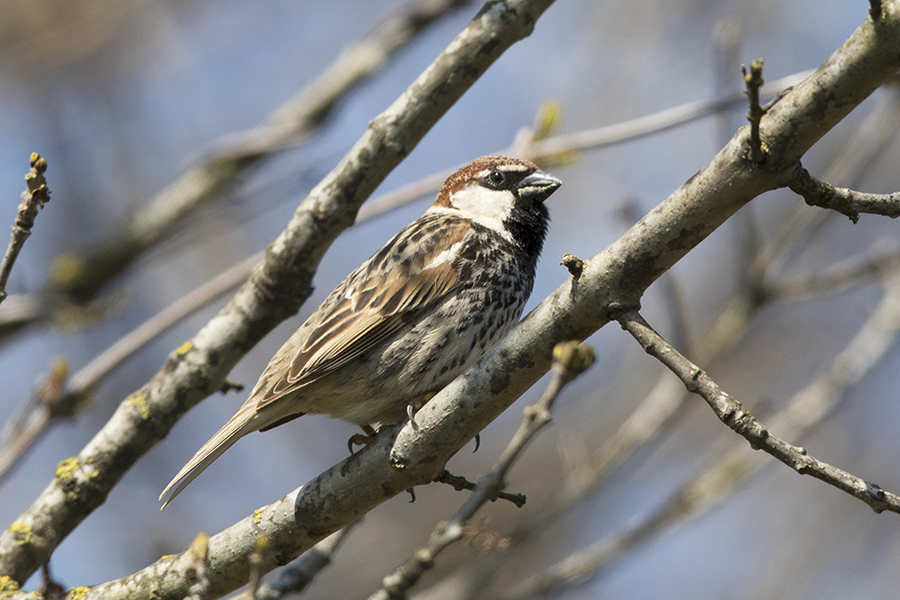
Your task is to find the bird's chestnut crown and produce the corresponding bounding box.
[429,156,561,239]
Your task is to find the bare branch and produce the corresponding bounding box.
[765,244,900,301]
[0,0,560,590]
[239,521,361,600]
[789,163,900,222]
[369,342,594,600]
[741,59,766,163]
[39,0,473,305]
[2,3,899,597]
[504,271,900,599]
[0,154,51,306]
[616,310,900,514]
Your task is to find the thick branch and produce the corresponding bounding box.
[0,0,558,589]
[45,0,472,303]
[3,2,899,598]
[369,342,594,600]
[26,5,899,599]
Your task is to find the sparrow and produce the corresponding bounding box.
[159,155,562,508]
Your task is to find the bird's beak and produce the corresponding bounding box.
[518,171,563,202]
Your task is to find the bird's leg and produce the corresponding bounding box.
[347,424,377,454]
[345,425,416,500]
[407,392,438,430]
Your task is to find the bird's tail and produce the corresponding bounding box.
[159,406,257,510]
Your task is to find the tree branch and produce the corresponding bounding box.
[616,310,900,514]
[0,0,559,589]
[0,154,51,306]
[3,2,899,598]
[37,0,473,305]
[789,163,900,223]
[506,274,900,597]
[369,342,594,600]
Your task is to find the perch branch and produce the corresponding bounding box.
[2,3,899,598]
[369,342,594,600]
[0,0,561,590]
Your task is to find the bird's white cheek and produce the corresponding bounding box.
[446,186,516,238]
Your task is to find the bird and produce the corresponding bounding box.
[159,155,562,508]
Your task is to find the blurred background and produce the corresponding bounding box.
[1,0,899,598]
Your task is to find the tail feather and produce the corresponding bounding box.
[159,407,257,510]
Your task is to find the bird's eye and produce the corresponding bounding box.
[489,170,505,185]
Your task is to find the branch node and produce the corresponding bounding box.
[560,253,584,279]
[433,469,527,507]
[552,340,595,377]
[866,480,886,501]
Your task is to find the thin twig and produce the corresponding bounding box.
[742,59,766,163]
[433,470,526,507]
[0,0,563,589]
[765,244,900,302]
[788,163,900,223]
[369,342,595,600]
[616,310,900,514]
[0,154,51,306]
[360,71,810,218]
[504,271,900,600]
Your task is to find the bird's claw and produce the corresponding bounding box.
[347,424,377,455]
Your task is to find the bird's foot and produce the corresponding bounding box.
[347,424,377,455]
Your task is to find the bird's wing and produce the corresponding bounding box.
[253,216,472,408]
